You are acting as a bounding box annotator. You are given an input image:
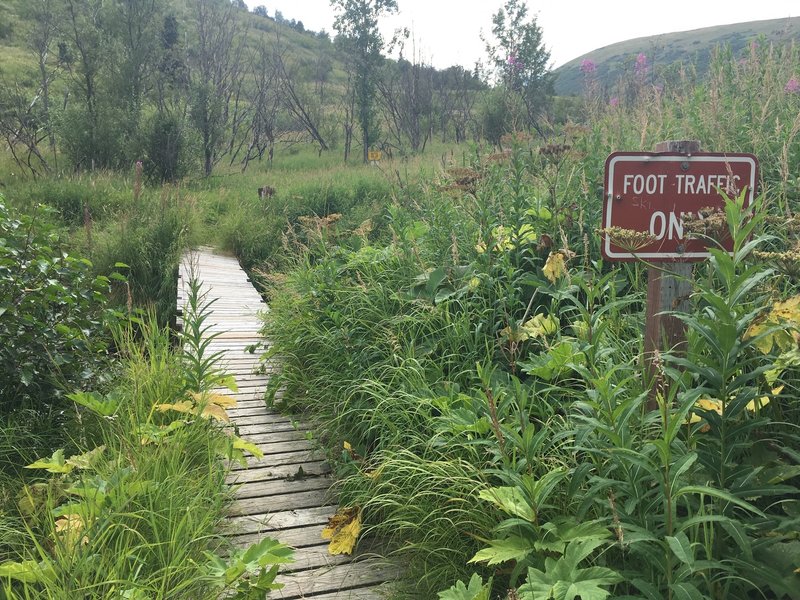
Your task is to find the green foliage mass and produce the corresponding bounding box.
[261,44,800,598]
[0,195,116,410]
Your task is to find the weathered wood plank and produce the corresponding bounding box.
[181,248,395,597]
[225,461,330,485]
[274,562,400,599]
[225,505,336,536]
[232,475,332,500]
[228,449,324,471]
[227,488,332,517]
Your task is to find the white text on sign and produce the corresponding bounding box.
[622,173,741,196]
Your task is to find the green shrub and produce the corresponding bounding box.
[0,196,116,410]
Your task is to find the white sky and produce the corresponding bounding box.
[243,1,798,69]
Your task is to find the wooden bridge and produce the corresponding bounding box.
[178,248,396,599]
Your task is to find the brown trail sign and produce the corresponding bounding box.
[601,140,759,406]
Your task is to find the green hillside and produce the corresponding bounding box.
[554,17,800,95]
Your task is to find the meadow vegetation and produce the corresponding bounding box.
[0,0,799,597]
[260,43,800,598]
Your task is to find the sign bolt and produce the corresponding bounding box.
[681,161,690,171]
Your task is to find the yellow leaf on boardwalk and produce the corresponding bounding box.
[321,507,361,556]
[543,252,566,283]
[190,391,238,409]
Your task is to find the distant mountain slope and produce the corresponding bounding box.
[553,17,800,96]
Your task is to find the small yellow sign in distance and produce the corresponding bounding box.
[368,150,382,161]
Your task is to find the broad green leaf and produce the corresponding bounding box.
[438,574,492,600]
[69,391,120,417]
[519,563,622,600]
[25,449,73,474]
[478,486,536,522]
[469,535,532,566]
[0,560,54,583]
[65,446,106,471]
[232,436,264,460]
[241,537,294,568]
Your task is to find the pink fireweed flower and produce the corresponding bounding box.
[580,58,597,74]
[507,53,523,70]
[785,76,800,94]
[609,96,619,107]
[634,52,648,77]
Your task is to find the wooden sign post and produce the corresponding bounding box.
[601,140,759,407]
[644,140,698,405]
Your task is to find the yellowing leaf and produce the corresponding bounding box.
[156,400,230,422]
[477,487,536,522]
[190,391,238,409]
[54,514,89,547]
[321,507,361,556]
[696,398,723,414]
[199,403,230,423]
[65,446,105,471]
[521,313,558,339]
[364,464,385,480]
[500,325,528,343]
[746,385,782,412]
[517,224,538,245]
[686,398,723,428]
[155,401,194,414]
[745,295,800,354]
[543,251,567,283]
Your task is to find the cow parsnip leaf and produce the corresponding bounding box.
[745,295,800,353]
[322,507,361,556]
[232,436,264,460]
[155,401,194,414]
[25,449,73,474]
[190,391,238,408]
[521,313,558,339]
[477,487,536,522]
[469,535,532,565]
[65,446,105,471]
[437,573,493,600]
[200,403,230,422]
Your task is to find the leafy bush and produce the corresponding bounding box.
[0,195,116,410]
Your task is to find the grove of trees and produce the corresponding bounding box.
[0,0,559,177]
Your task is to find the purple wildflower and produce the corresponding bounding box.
[634,52,648,77]
[507,53,523,70]
[580,58,596,75]
[786,76,800,94]
[609,96,619,107]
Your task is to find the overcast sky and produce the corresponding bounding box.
[242,1,798,69]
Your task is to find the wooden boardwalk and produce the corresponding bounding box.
[178,248,396,599]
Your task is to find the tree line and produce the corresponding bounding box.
[0,0,553,179]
